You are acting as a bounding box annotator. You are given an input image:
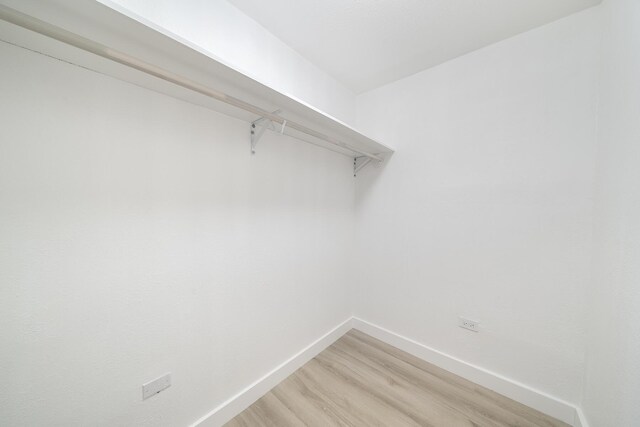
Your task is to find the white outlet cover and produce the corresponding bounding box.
[458,317,480,332]
[142,373,171,400]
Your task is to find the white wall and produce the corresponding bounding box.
[582,0,640,425]
[99,0,356,124]
[0,40,354,426]
[354,8,600,405]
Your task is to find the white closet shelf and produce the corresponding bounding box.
[0,0,394,173]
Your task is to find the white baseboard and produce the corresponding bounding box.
[190,318,353,427]
[191,316,585,427]
[351,317,580,426]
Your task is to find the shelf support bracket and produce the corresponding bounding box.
[250,110,282,154]
[354,156,374,177]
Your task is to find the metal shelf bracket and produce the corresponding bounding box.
[250,110,283,154]
[354,156,374,177]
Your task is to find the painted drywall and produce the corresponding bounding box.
[581,0,640,425]
[0,40,354,426]
[354,8,600,405]
[98,0,356,125]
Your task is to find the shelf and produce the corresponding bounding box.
[0,0,394,172]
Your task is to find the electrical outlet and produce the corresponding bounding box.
[458,317,480,332]
[142,373,171,400]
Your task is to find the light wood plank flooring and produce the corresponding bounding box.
[226,329,570,427]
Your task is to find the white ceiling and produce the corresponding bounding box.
[227,0,601,93]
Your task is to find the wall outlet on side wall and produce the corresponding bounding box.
[142,373,171,400]
[458,317,480,332]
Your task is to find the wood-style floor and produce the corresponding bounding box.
[226,329,570,427]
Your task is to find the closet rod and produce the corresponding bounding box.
[0,4,383,163]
